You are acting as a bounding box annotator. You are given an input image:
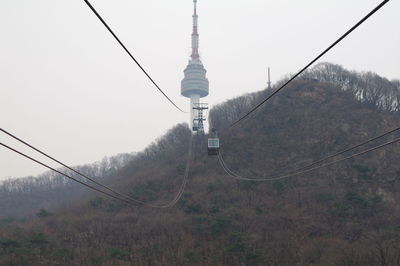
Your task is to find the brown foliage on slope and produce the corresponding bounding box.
[1,64,400,265]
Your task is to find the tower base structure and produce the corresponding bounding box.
[193,102,208,135]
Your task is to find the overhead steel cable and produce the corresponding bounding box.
[0,128,145,205]
[83,0,186,113]
[0,128,193,208]
[218,125,400,181]
[238,125,400,179]
[0,142,133,205]
[216,125,400,182]
[218,136,400,182]
[283,125,400,174]
[228,0,390,129]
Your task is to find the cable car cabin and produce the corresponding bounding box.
[208,138,219,155]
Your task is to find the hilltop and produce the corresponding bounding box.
[1,63,400,265]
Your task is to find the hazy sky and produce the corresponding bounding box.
[1,0,399,180]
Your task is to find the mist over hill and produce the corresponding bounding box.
[1,63,400,265]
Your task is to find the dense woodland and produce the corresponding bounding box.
[1,63,400,265]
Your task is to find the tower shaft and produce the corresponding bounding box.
[190,94,200,128]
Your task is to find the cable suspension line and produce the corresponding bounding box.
[283,126,400,174]
[0,142,133,205]
[83,0,186,113]
[0,128,193,208]
[257,125,400,178]
[228,0,389,130]
[0,128,145,205]
[218,136,400,182]
[216,126,400,181]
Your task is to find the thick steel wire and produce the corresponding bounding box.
[0,128,146,205]
[83,0,186,113]
[0,130,193,208]
[227,0,389,130]
[0,142,133,205]
[280,126,400,174]
[257,126,400,178]
[217,126,400,181]
[218,136,400,181]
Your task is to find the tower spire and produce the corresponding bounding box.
[191,0,200,61]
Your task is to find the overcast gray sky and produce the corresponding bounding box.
[1,0,399,180]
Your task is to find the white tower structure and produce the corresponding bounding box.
[267,67,272,90]
[181,0,209,131]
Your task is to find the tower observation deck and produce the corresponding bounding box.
[181,0,209,131]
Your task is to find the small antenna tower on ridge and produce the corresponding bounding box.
[267,67,272,90]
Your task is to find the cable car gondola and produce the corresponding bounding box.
[208,138,219,155]
[208,128,219,155]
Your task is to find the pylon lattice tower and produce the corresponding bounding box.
[192,103,208,135]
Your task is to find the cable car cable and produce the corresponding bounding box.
[83,0,186,113]
[218,136,400,181]
[236,125,400,178]
[282,125,400,174]
[0,128,193,208]
[227,0,389,130]
[0,142,134,205]
[0,128,146,205]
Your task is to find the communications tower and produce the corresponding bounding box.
[181,0,209,132]
[267,67,272,90]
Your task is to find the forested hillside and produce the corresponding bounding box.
[0,152,136,218]
[1,63,400,265]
